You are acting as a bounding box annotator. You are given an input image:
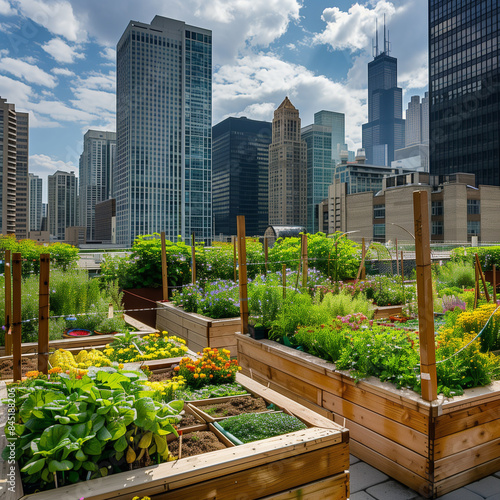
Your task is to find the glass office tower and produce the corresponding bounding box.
[429,0,499,186]
[116,16,212,245]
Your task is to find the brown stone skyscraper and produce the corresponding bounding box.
[268,97,307,226]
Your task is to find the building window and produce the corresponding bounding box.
[467,199,480,215]
[467,220,480,235]
[373,204,385,219]
[373,223,385,238]
[432,220,443,235]
[431,200,443,216]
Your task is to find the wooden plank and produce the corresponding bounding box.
[4,250,12,356]
[350,440,432,498]
[434,398,500,438]
[333,414,429,479]
[209,324,239,337]
[12,253,22,382]
[434,437,500,481]
[22,428,346,500]
[37,254,50,374]
[260,473,349,500]
[435,455,500,497]
[434,418,500,459]
[323,390,428,456]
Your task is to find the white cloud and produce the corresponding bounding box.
[29,153,76,175]
[99,47,115,62]
[0,73,33,106]
[26,110,60,128]
[0,0,16,15]
[51,67,75,76]
[15,0,86,42]
[31,99,96,122]
[75,71,115,91]
[41,37,84,63]
[70,87,115,114]
[0,56,57,87]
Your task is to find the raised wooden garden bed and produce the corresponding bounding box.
[237,333,500,498]
[156,301,240,355]
[373,304,403,320]
[1,374,349,500]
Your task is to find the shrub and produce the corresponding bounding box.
[435,261,475,290]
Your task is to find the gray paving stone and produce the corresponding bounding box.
[350,454,361,465]
[350,492,377,500]
[493,471,500,480]
[439,488,484,500]
[486,493,500,500]
[465,476,500,498]
[350,462,389,493]
[366,480,423,500]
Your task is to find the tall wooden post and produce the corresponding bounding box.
[4,250,12,356]
[474,260,479,308]
[191,233,196,285]
[475,253,490,303]
[494,264,497,303]
[361,238,366,280]
[232,236,237,283]
[301,234,308,288]
[12,253,22,382]
[237,216,248,335]
[264,237,268,276]
[38,254,50,374]
[395,238,399,275]
[413,191,437,402]
[282,264,286,299]
[160,232,168,301]
[401,250,405,305]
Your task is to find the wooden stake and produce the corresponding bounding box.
[12,252,22,382]
[282,264,286,299]
[401,250,405,305]
[160,232,168,301]
[264,237,268,276]
[301,234,308,288]
[413,191,437,402]
[395,238,399,275]
[232,236,237,283]
[361,237,366,280]
[474,260,479,308]
[191,233,196,285]
[475,253,490,303]
[237,216,248,335]
[108,304,114,319]
[494,264,497,303]
[4,250,12,356]
[38,253,50,374]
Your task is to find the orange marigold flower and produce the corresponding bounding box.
[26,370,39,378]
[174,366,180,371]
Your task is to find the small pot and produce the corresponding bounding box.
[63,328,93,338]
[248,324,269,340]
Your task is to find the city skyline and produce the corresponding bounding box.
[0,1,428,200]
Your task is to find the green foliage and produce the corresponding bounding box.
[3,368,183,493]
[435,261,475,290]
[318,291,373,318]
[95,315,127,334]
[174,382,247,401]
[363,275,414,306]
[248,275,283,328]
[450,245,500,271]
[219,412,307,443]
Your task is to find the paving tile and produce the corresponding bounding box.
[485,493,500,500]
[493,471,500,480]
[350,454,361,465]
[350,462,389,493]
[351,492,377,500]
[366,480,423,500]
[439,488,484,500]
[465,476,500,498]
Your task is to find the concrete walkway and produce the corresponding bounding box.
[350,455,500,499]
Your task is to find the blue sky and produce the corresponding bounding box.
[0,0,427,201]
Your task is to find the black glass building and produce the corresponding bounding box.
[429,0,500,186]
[362,39,405,166]
[212,117,272,237]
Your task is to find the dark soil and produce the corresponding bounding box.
[0,357,38,379]
[178,411,203,429]
[169,431,226,458]
[198,396,270,418]
[148,367,175,382]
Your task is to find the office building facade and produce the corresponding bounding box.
[429,0,499,185]
[362,29,405,166]
[313,110,346,165]
[116,15,212,245]
[405,93,429,147]
[268,97,307,227]
[14,112,29,239]
[48,170,78,241]
[212,117,271,238]
[79,130,116,241]
[29,173,42,232]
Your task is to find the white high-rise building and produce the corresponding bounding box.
[48,170,78,241]
[405,93,429,147]
[28,173,42,232]
[79,130,116,241]
[116,16,212,245]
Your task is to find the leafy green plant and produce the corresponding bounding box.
[450,245,500,271]
[174,382,247,401]
[218,412,307,443]
[248,275,282,328]
[435,261,475,290]
[95,316,127,334]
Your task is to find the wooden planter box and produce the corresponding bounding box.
[1,374,349,500]
[236,333,500,498]
[156,301,240,355]
[373,304,403,320]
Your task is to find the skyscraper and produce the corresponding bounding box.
[405,94,429,147]
[0,97,17,235]
[268,97,307,226]
[14,112,29,239]
[29,173,42,232]
[429,0,499,186]
[313,110,346,165]
[48,170,78,241]
[301,113,335,233]
[116,16,212,245]
[362,24,405,166]
[79,130,116,241]
[212,117,271,237]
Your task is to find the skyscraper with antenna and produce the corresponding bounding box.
[362,16,405,166]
